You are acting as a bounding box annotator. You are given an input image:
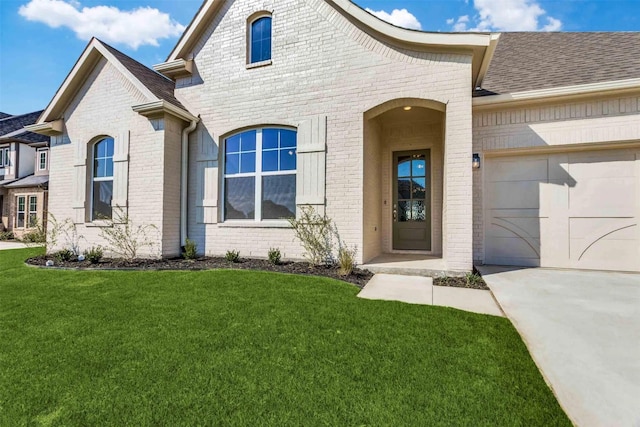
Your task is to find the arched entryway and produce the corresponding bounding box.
[363,98,445,263]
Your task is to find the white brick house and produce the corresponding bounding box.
[28,0,640,273]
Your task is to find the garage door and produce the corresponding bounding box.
[484,148,640,272]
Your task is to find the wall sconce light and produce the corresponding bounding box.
[472,153,481,169]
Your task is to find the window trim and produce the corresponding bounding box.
[37,149,48,171]
[28,195,37,228]
[0,146,9,168]
[222,127,297,222]
[16,195,25,228]
[247,12,272,65]
[89,137,115,222]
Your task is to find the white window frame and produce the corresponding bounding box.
[222,127,296,222]
[16,195,25,228]
[28,195,37,228]
[37,149,48,171]
[90,137,114,221]
[0,147,9,168]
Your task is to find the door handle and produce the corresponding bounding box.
[393,204,397,222]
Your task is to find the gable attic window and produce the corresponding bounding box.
[0,146,9,167]
[91,137,114,220]
[223,127,297,221]
[38,148,48,171]
[248,13,272,65]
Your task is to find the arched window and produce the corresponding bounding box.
[91,137,114,220]
[223,127,296,221]
[249,15,272,64]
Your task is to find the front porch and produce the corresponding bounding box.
[361,253,464,277]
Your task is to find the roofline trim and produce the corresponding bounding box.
[475,33,500,89]
[37,38,159,124]
[473,78,640,108]
[24,120,64,136]
[165,0,493,62]
[132,100,199,123]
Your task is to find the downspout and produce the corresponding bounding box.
[181,116,200,248]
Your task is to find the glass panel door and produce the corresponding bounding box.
[393,150,431,250]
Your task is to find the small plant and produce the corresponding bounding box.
[268,247,282,265]
[46,214,85,255]
[287,206,335,266]
[98,207,158,260]
[0,230,14,241]
[53,249,74,263]
[83,246,104,264]
[183,238,198,260]
[337,244,357,276]
[225,249,240,263]
[465,272,483,287]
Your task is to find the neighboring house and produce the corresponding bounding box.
[27,0,640,273]
[0,111,50,238]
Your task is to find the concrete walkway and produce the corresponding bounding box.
[358,273,504,317]
[478,266,640,427]
[0,241,33,251]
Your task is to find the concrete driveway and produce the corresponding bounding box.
[478,266,640,427]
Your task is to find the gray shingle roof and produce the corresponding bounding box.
[100,41,186,110]
[3,174,49,189]
[0,111,44,137]
[475,32,640,97]
[0,112,11,119]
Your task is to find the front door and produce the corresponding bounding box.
[393,150,431,250]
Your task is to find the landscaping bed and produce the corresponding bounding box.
[26,255,374,287]
[433,271,489,290]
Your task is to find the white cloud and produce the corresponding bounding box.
[365,8,422,30]
[448,0,562,32]
[19,0,185,49]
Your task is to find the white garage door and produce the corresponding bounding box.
[484,148,640,272]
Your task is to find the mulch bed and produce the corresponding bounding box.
[433,273,489,291]
[26,255,374,288]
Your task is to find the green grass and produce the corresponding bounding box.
[0,248,569,426]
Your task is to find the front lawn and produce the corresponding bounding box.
[0,248,569,426]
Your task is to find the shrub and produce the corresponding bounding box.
[46,214,84,255]
[53,249,74,263]
[287,206,335,266]
[83,246,104,264]
[98,207,158,260]
[225,249,240,263]
[337,244,357,276]
[268,247,281,265]
[21,228,46,244]
[183,238,198,260]
[0,231,14,241]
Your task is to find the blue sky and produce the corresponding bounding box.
[1,0,639,115]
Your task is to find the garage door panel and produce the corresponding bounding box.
[488,181,542,209]
[569,177,636,216]
[488,158,548,182]
[485,148,639,272]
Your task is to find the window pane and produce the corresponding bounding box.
[93,181,113,220]
[96,140,106,158]
[397,157,411,177]
[105,138,114,157]
[398,178,411,200]
[263,129,279,149]
[240,152,256,173]
[279,148,296,171]
[225,177,255,219]
[262,150,278,172]
[225,153,239,174]
[398,200,410,222]
[95,159,106,177]
[412,178,426,199]
[412,201,426,222]
[262,175,296,219]
[280,130,296,148]
[17,212,24,228]
[29,196,37,212]
[106,158,113,177]
[39,152,46,169]
[251,17,271,63]
[412,157,426,177]
[240,131,256,152]
[226,135,240,153]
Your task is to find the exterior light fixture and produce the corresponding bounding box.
[403,106,412,111]
[472,153,481,169]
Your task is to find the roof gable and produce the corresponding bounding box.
[36,38,184,124]
[162,0,496,85]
